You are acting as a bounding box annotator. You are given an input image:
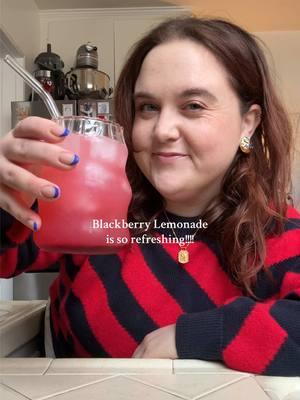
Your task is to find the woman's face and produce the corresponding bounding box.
[132,39,260,215]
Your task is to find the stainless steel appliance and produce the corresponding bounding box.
[65,42,113,100]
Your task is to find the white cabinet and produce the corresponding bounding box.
[39,8,189,87]
[40,18,115,86]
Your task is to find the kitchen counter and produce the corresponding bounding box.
[0,301,299,399]
[0,301,47,357]
[0,358,300,400]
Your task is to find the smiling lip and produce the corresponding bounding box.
[153,152,186,157]
[152,152,187,162]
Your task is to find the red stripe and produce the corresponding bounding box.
[121,243,183,326]
[27,251,62,272]
[280,272,300,298]
[0,248,18,277]
[6,220,31,244]
[295,287,300,296]
[58,259,90,357]
[60,292,91,357]
[48,258,90,356]
[286,206,300,219]
[223,302,287,373]
[72,254,89,266]
[161,241,242,306]
[72,260,137,357]
[266,229,300,267]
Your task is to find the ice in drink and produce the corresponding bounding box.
[34,130,132,254]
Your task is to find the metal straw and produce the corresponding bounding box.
[4,55,61,119]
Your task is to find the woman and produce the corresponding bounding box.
[1,17,300,376]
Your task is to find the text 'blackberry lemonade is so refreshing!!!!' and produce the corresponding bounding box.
[34,117,132,254]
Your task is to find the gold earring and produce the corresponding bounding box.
[240,137,253,154]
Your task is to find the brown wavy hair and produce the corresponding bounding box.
[114,16,292,296]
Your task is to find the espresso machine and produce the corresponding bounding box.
[33,43,65,100]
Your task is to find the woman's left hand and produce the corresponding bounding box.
[132,324,178,359]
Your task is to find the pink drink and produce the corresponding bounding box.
[34,121,132,254]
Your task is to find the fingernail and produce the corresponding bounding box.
[70,154,80,165]
[59,128,70,137]
[50,128,70,137]
[41,185,61,199]
[59,152,79,166]
[28,219,38,231]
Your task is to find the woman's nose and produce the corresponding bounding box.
[153,109,180,142]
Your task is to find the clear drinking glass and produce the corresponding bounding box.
[34,116,132,254]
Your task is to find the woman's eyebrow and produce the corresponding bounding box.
[133,88,218,104]
[180,87,218,104]
[133,92,156,101]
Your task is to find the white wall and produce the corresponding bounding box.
[256,31,300,208]
[1,0,40,72]
[256,31,300,113]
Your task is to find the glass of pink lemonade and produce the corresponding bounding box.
[34,116,132,254]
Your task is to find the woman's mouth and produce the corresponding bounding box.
[152,152,188,162]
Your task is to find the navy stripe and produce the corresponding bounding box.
[59,281,66,300]
[176,308,223,360]
[89,254,158,342]
[270,299,300,343]
[65,290,109,357]
[16,237,39,272]
[264,338,300,376]
[254,256,300,300]
[284,218,300,232]
[64,255,80,281]
[222,297,256,348]
[139,242,215,311]
[0,209,16,253]
[284,292,300,301]
[29,260,60,273]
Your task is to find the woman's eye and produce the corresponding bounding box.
[137,103,158,112]
[185,102,204,111]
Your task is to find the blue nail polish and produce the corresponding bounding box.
[53,186,60,198]
[33,222,38,231]
[70,154,80,165]
[60,128,70,137]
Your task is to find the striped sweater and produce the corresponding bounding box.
[1,207,300,376]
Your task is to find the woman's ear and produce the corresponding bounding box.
[240,104,262,139]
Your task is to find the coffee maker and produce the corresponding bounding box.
[33,44,65,100]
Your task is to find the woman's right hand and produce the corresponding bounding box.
[0,116,79,231]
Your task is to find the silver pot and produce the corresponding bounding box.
[65,67,113,99]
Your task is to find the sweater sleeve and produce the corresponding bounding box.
[0,207,63,278]
[176,211,300,376]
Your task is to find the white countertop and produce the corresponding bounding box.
[0,358,300,400]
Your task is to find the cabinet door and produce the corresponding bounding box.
[114,17,166,83]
